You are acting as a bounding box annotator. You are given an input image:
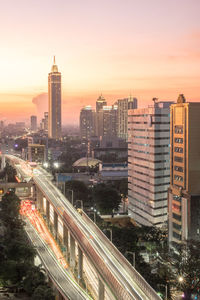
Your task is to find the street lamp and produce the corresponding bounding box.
[178,276,184,283]
[104,228,113,243]
[88,208,100,223]
[126,251,135,268]
[158,284,168,300]
[66,189,74,206]
[53,162,59,169]
[43,162,49,168]
[75,200,83,210]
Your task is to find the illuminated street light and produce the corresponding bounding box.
[54,162,59,168]
[43,162,49,168]
[178,276,184,283]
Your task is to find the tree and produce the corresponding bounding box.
[0,192,36,286]
[112,179,128,198]
[93,184,121,214]
[0,191,55,298]
[159,240,200,300]
[65,180,90,204]
[22,265,47,295]
[2,163,17,182]
[32,285,55,300]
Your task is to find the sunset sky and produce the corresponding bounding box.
[0,0,200,124]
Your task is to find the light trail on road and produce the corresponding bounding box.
[7,154,161,300]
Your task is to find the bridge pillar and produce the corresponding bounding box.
[36,188,43,212]
[46,200,50,225]
[78,246,83,282]
[63,226,69,261]
[54,211,58,240]
[32,184,36,201]
[98,278,105,300]
[69,233,75,269]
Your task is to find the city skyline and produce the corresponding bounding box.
[0,0,200,124]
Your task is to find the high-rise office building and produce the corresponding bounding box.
[28,144,45,162]
[96,95,107,137]
[30,115,37,131]
[80,106,96,144]
[117,96,138,140]
[168,95,200,245]
[48,57,61,140]
[44,112,48,132]
[102,105,118,137]
[96,94,107,112]
[128,100,173,227]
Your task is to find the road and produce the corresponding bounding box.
[21,200,91,300]
[6,155,161,300]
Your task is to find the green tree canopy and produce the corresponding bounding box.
[0,191,54,299]
[65,180,90,204]
[159,240,200,299]
[32,285,55,300]
[93,184,121,214]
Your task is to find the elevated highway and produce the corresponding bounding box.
[25,219,90,300]
[6,155,161,300]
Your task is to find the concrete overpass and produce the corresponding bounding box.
[0,181,32,197]
[5,155,161,300]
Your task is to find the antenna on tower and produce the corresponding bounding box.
[53,56,56,64]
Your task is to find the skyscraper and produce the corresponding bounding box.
[117,96,138,141]
[168,95,200,245]
[48,57,61,140]
[96,95,107,137]
[44,112,48,132]
[30,115,37,131]
[128,100,173,227]
[102,105,118,137]
[80,106,96,144]
[96,94,107,113]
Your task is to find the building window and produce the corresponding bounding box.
[174,175,183,182]
[175,137,183,143]
[173,222,181,231]
[174,156,183,163]
[173,231,181,240]
[175,126,183,134]
[173,195,181,202]
[174,166,183,172]
[173,213,181,221]
[172,203,181,212]
[174,147,183,153]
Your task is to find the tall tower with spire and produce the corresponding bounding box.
[48,56,62,140]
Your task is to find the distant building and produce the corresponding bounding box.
[28,144,45,162]
[102,105,118,137]
[48,56,61,140]
[80,106,96,145]
[96,95,107,137]
[96,94,107,113]
[44,112,48,132]
[94,136,127,162]
[40,112,48,132]
[16,122,25,129]
[117,96,137,141]
[128,100,173,227]
[168,95,200,245]
[30,115,37,131]
[99,162,128,182]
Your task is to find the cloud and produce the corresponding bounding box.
[32,93,48,119]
